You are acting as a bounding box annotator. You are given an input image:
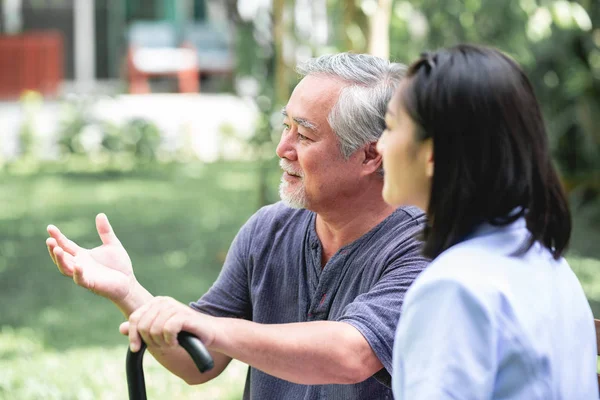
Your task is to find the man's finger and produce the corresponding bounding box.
[72,262,89,289]
[128,303,151,352]
[137,307,162,349]
[148,304,180,347]
[119,321,130,336]
[163,313,184,346]
[53,246,75,277]
[96,213,120,246]
[47,225,80,256]
[46,238,58,265]
[129,319,141,352]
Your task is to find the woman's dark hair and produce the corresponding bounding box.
[400,44,571,260]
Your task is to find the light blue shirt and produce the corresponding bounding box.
[392,218,598,400]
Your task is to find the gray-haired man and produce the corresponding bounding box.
[46,53,429,400]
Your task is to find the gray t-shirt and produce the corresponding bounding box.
[191,201,429,400]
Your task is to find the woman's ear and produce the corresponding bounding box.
[363,142,382,174]
[424,138,434,178]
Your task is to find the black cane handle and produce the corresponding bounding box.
[126,331,214,400]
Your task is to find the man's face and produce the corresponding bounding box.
[276,75,364,211]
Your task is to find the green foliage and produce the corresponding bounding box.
[106,118,163,162]
[55,95,93,156]
[17,91,44,160]
[231,11,289,207]
[53,95,165,166]
[383,0,600,197]
[571,256,600,303]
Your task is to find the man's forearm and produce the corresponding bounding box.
[209,319,382,385]
[148,346,232,385]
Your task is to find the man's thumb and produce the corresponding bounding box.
[96,213,119,245]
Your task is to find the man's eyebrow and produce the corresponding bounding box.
[294,117,318,131]
[281,108,318,131]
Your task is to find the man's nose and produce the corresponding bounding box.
[276,131,297,161]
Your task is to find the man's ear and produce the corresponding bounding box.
[362,142,382,175]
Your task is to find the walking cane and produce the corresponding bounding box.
[126,331,214,400]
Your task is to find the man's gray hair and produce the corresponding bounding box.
[296,53,406,159]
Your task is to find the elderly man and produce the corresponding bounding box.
[46,53,428,400]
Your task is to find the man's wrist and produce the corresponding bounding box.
[116,281,153,317]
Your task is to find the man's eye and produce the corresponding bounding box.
[298,133,309,141]
[283,123,290,131]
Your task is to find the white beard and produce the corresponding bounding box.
[279,177,307,209]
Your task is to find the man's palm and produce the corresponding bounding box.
[47,214,136,302]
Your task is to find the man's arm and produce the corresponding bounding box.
[210,318,382,385]
[145,345,233,385]
[132,318,374,386]
[116,285,234,385]
[337,234,429,381]
[46,215,233,385]
[123,297,382,385]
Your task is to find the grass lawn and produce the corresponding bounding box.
[0,161,280,399]
[0,160,598,399]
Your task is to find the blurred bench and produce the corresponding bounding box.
[183,22,235,80]
[126,21,199,94]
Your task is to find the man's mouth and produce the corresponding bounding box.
[283,171,302,181]
[279,160,302,178]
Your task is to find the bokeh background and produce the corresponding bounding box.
[0,0,598,399]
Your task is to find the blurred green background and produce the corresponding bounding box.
[1,0,600,399]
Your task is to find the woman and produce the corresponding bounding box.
[377,44,598,399]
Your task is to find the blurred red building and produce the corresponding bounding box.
[0,0,233,99]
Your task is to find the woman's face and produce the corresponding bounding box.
[376,85,433,211]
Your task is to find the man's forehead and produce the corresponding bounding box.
[293,75,345,108]
[283,76,344,124]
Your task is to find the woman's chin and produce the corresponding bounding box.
[382,188,402,207]
[383,188,424,210]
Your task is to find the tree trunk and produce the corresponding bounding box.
[342,0,357,51]
[273,0,288,106]
[368,0,393,59]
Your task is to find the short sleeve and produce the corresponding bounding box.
[189,210,261,319]
[392,278,497,400]
[337,237,428,377]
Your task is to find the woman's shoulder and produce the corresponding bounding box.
[407,241,519,308]
[424,241,508,280]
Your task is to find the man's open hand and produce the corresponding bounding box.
[46,213,136,303]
